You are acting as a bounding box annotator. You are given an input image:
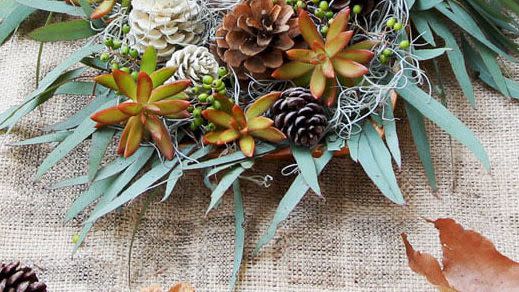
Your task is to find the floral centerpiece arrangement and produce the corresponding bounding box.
[2,0,519,288]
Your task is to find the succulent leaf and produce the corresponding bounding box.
[213,93,235,113]
[144,115,174,160]
[348,39,379,50]
[310,65,326,98]
[149,80,192,102]
[113,70,137,100]
[94,74,118,91]
[321,78,338,107]
[322,58,335,78]
[245,91,281,120]
[117,102,143,116]
[203,130,224,144]
[217,129,240,145]
[141,46,158,75]
[137,72,153,103]
[91,0,116,20]
[336,49,375,64]
[239,135,255,157]
[332,57,368,78]
[299,10,324,47]
[147,100,190,115]
[117,119,131,155]
[271,61,315,80]
[232,105,247,129]
[286,49,318,63]
[91,106,129,124]
[166,110,190,119]
[250,127,286,143]
[150,67,177,88]
[325,31,353,57]
[202,109,234,128]
[124,116,144,158]
[327,8,350,40]
[248,116,274,131]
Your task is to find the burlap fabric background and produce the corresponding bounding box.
[1,22,519,291]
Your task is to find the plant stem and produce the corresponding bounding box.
[35,12,53,89]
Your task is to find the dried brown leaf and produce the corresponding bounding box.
[402,218,519,292]
[168,282,195,292]
[140,282,195,292]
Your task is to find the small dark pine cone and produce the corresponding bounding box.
[271,87,328,148]
[0,262,47,292]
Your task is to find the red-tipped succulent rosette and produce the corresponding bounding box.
[272,8,376,106]
[202,92,287,157]
[90,47,191,160]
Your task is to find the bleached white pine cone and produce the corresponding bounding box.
[165,45,219,84]
[128,0,205,57]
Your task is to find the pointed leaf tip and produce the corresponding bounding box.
[298,9,324,47]
[141,46,158,74]
[245,91,281,120]
[327,7,350,40]
[137,72,153,103]
[90,0,116,20]
[113,69,137,100]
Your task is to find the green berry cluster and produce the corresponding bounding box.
[188,67,230,131]
[379,48,393,64]
[286,0,306,9]
[309,0,334,34]
[100,25,142,78]
[378,40,411,65]
[386,17,404,31]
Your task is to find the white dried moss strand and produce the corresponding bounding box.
[165,45,219,84]
[329,0,431,139]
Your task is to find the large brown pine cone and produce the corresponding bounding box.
[271,87,328,148]
[215,0,300,80]
[0,262,47,292]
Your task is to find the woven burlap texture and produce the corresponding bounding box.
[1,31,519,291]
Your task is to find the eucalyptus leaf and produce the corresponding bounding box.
[254,151,333,254]
[35,98,117,180]
[87,128,115,181]
[0,43,104,130]
[413,48,450,60]
[397,82,490,170]
[427,15,475,106]
[10,131,71,146]
[183,143,277,170]
[291,144,321,196]
[47,90,114,131]
[15,0,84,16]
[73,148,155,250]
[65,176,115,221]
[358,122,404,204]
[0,67,88,130]
[383,103,401,167]
[0,0,35,45]
[229,180,245,291]
[404,102,438,190]
[347,131,361,162]
[206,166,246,214]
[29,19,97,42]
